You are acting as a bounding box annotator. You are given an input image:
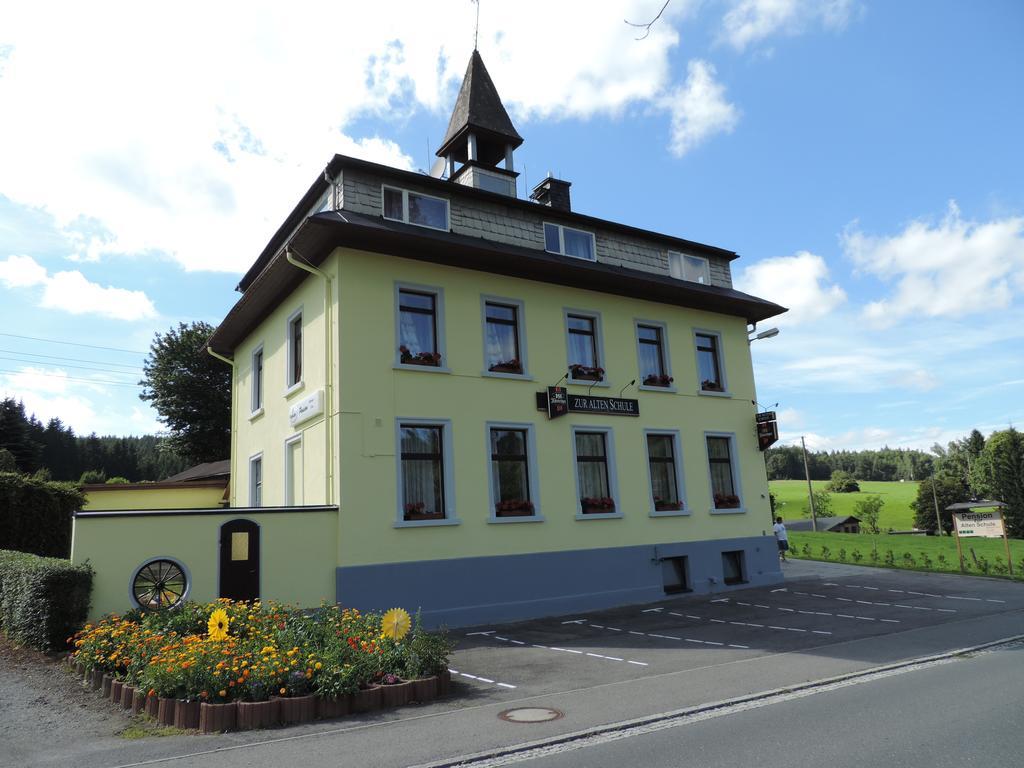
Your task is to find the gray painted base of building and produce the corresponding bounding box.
[336,536,783,628]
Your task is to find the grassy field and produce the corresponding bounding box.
[771,479,921,530]
[788,531,1024,580]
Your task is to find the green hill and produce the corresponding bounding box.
[770,479,920,531]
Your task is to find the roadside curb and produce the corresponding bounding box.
[411,633,1024,767]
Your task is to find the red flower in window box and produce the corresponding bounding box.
[400,346,442,367]
[403,501,444,521]
[701,379,724,392]
[580,496,615,513]
[488,359,523,374]
[653,497,683,511]
[713,493,741,509]
[643,374,674,387]
[569,364,604,382]
[494,499,534,515]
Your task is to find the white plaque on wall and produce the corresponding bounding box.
[289,389,324,427]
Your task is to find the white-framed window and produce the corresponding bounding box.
[571,426,620,520]
[544,222,596,261]
[382,185,450,231]
[284,434,302,506]
[286,308,303,391]
[694,329,728,394]
[482,296,529,377]
[645,430,687,516]
[564,308,607,385]
[486,422,541,522]
[395,282,448,371]
[635,319,674,390]
[705,432,744,513]
[248,453,263,507]
[395,418,458,527]
[669,251,710,284]
[250,345,264,414]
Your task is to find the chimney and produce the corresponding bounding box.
[530,176,571,212]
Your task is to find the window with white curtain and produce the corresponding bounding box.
[573,429,618,515]
[399,424,446,520]
[544,222,595,261]
[484,301,522,373]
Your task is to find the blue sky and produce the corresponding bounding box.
[1,0,1022,450]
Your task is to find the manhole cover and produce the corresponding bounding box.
[499,707,564,723]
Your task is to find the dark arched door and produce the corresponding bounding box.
[219,519,260,601]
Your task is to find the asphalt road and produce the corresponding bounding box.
[514,639,1024,768]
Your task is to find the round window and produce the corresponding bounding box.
[131,558,189,610]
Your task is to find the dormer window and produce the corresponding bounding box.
[544,223,595,261]
[669,251,710,284]
[382,186,450,231]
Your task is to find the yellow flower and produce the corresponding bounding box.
[381,608,412,641]
[208,608,230,641]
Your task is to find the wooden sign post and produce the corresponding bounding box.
[950,504,1012,576]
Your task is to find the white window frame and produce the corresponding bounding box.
[285,307,303,394]
[570,425,621,521]
[250,344,264,417]
[394,282,450,373]
[704,431,745,514]
[284,434,302,506]
[394,418,459,528]
[480,295,531,380]
[485,421,542,523]
[381,185,450,231]
[669,251,711,285]
[634,319,676,393]
[563,307,609,387]
[644,429,688,517]
[248,453,263,508]
[544,221,596,261]
[693,328,729,396]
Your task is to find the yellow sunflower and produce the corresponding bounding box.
[381,607,412,641]
[208,608,230,641]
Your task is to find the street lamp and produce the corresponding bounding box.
[749,327,780,342]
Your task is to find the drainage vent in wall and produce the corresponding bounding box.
[499,707,564,724]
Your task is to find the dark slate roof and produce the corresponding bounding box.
[783,516,860,532]
[165,460,231,483]
[209,209,787,356]
[946,499,1007,510]
[436,50,522,158]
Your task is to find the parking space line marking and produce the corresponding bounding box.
[643,608,665,613]
[448,669,518,689]
[710,619,726,623]
[889,589,905,593]
[834,583,1003,605]
[947,596,982,601]
[855,600,873,605]
[797,590,955,613]
[778,607,795,612]
[736,601,751,606]
[589,624,605,629]
[494,636,509,641]
[881,619,899,623]
[855,616,876,621]
[629,631,645,636]
[607,627,623,632]
[561,619,587,625]
[754,604,770,609]
[496,682,516,689]
[605,656,624,661]
[835,597,853,602]
[837,614,854,618]
[510,639,526,645]
[501,638,650,666]
[710,598,730,603]
[627,661,648,666]
[812,630,831,635]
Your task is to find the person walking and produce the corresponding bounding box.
[773,516,789,562]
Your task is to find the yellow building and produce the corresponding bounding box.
[73,51,786,624]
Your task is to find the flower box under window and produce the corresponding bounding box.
[488,359,523,375]
[495,499,534,516]
[581,496,616,514]
[644,374,674,388]
[570,364,604,382]
[713,493,741,509]
[701,379,724,392]
[400,346,442,367]
[403,502,444,521]
[654,498,683,512]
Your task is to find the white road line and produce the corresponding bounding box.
[561,619,587,625]
[754,604,770,609]
[496,682,516,689]
[836,583,1003,605]
[510,639,526,645]
[627,660,648,666]
[607,627,623,632]
[448,669,518,689]
[835,597,853,602]
[715,598,897,623]
[494,636,509,642]
[589,624,605,629]
[605,656,624,661]
[881,619,899,623]
[710,598,730,603]
[798,590,954,613]
[484,635,650,667]
[710,619,726,623]
[642,608,665,613]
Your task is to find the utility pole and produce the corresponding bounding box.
[931,475,942,536]
[801,436,817,532]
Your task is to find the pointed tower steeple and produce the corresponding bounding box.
[436,50,522,197]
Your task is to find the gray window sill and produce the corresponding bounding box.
[649,508,691,518]
[481,370,534,381]
[709,507,747,515]
[568,377,610,388]
[393,364,452,374]
[488,514,545,524]
[638,384,677,394]
[698,388,731,398]
[284,381,305,398]
[575,511,623,521]
[394,517,462,528]
[248,407,265,422]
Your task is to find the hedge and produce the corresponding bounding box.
[0,471,84,558]
[0,549,93,652]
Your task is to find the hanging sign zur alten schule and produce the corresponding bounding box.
[536,387,639,420]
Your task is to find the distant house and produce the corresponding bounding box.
[784,516,861,534]
[82,460,230,512]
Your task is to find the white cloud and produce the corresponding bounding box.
[844,201,1024,326]
[720,0,857,51]
[0,255,156,320]
[0,1,717,274]
[736,251,845,325]
[661,60,740,157]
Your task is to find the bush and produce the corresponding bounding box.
[827,470,860,493]
[0,472,84,558]
[854,495,885,535]
[0,549,93,652]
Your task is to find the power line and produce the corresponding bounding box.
[0,356,142,378]
[0,368,143,388]
[0,332,146,355]
[0,348,143,370]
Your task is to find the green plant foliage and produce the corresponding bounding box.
[854,495,885,535]
[912,475,968,534]
[827,470,860,493]
[0,472,84,558]
[0,549,93,651]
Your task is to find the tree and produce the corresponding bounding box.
[854,495,884,535]
[140,321,231,465]
[971,428,1024,537]
[0,447,17,473]
[826,469,860,493]
[807,490,832,519]
[912,474,968,534]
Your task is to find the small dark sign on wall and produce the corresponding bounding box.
[756,412,779,450]
[536,389,640,419]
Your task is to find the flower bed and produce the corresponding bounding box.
[71,600,451,732]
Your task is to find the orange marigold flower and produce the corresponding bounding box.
[279,687,286,695]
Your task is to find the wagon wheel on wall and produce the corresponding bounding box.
[132,559,187,610]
